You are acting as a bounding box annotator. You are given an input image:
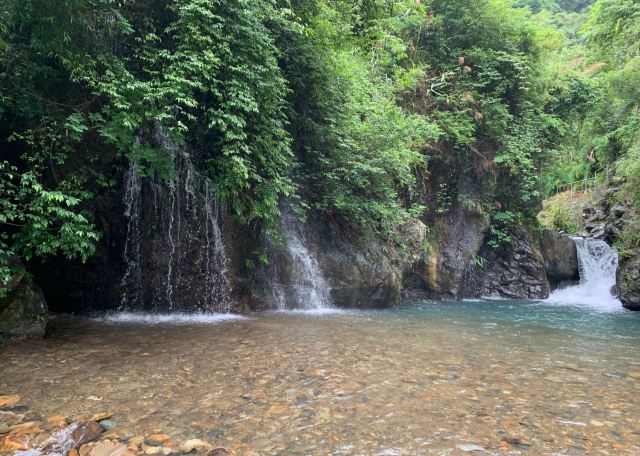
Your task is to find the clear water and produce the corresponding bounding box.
[2,300,640,455]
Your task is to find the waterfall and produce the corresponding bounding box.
[119,130,232,312]
[120,160,143,309]
[269,207,334,310]
[547,237,620,311]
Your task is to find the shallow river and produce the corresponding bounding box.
[2,300,640,455]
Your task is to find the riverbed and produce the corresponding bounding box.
[2,300,640,455]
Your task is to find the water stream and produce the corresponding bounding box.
[119,131,232,312]
[269,207,334,311]
[547,237,620,311]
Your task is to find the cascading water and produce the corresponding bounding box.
[547,237,620,311]
[120,160,143,310]
[119,129,232,312]
[269,207,334,311]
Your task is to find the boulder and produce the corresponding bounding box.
[618,250,640,311]
[0,265,48,342]
[539,230,579,288]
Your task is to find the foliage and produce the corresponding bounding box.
[1,0,637,292]
[0,162,98,293]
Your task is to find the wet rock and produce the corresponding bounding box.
[539,230,579,287]
[0,405,28,413]
[47,415,68,425]
[0,411,24,426]
[207,449,231,456]
[0,260,47,342]
[72,421,104,446]
[0,433,30,452]
[128,435,145,448]
[0,395,20,408]
[10,420,42,435]
[260,213,427,308]
[87,440,128,456]
[501,437,531,446]
[618,250,640,311]
[462,229,550,299]
[99,419,117,431]
[145,434,171,446]
[179,439,212,454]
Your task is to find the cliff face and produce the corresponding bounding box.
[19,144,585,323]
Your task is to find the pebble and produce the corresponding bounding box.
[87,440,128,456]
[0,395,20,408]
[146,433,172,446]
[208,449,231,456]
[179,439,212,454]
[47,415,68,424]
[128,435,145,448]
[0,423,10,434]
[72,421,104,446]
[99,419,117,431]
[10,421,41,435]
[0,434,30,452]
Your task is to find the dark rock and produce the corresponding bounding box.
[618,251,640,311]
[612,204,627,218]
[462,229,550,299]
[71,421,104,446]
[539,230,579,288]
[0,406,28,413]
[207,449,231,456]
[0,265,47,342]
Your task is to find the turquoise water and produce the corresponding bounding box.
[389,299,640,340]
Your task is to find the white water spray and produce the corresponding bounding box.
[547,237,621,311]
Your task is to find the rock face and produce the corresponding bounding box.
[462,229,550,299]
[316,217,427,308]
[404,206,490,300]
[259,213,427,308]
[539,230,579,288]
[0,264,47,342]
[618,251,640,310]
[581,185,632,244]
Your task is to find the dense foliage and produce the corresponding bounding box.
[1,0,638,290]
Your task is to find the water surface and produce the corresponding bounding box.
[2,300,640,455]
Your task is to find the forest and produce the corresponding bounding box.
[0,0,638,294]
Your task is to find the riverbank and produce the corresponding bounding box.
[2,302,640,455]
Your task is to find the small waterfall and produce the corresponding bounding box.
[269,207,334,310]
[547,237,620,311]
[120,160,143,309]
[119,130,232,312]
